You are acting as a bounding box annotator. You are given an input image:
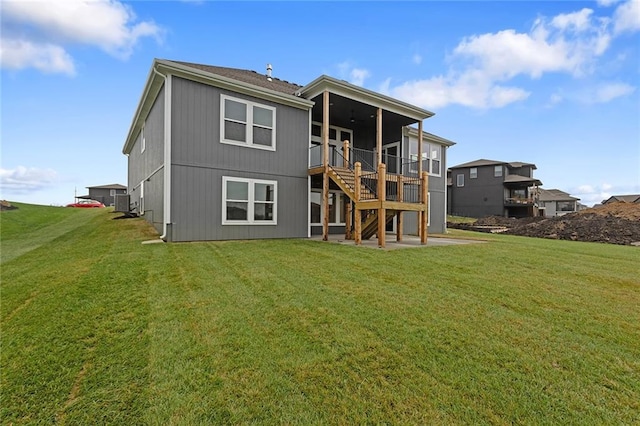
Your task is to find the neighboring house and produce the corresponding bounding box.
[122,59,455,246]
[447,159,542,218]
[78,184,127,207]
[602,194,640,204]
[538,188,580,217]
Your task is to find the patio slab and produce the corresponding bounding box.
[309,233,485,250]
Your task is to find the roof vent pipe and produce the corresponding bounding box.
[266,63,272,81]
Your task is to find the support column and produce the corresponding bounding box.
[322,90,330,241]
[396,175,403,242]
[376,108,382,166]
[377,162,386,248]
[420,171,428,245]
[417,120,423,238]
[354,162,362,245]
[343,139,351,239]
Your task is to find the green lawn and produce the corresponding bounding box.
[2,204,639,424]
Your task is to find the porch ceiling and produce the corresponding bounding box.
[309,92,418,130]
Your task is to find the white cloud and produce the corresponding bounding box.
[594,82,636,102]
[0,166,58,194]
[384,2,637,110]
[613,0,640,33]
[571,182,632,206]
[551,8,595,32]
[336,62,371,86]
[0,0,162,74]
[349,68,370,86]
[0,38,75,75]
[597,0,618,6]
[412,53,423,65]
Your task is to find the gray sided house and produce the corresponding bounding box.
[78,183,127,206]
[602,194,640,204]
[448,159,542,218]
[123,59,455,246]
[538,188,580,217]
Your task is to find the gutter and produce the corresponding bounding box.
[151,66,172,241]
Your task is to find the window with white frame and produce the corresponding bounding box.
[408,138,441,176]
[140,125,146,153]
[221,95,276,150]
[494,165,503,177]
[470,167,478,179]
[310,190,347,225]
[222,177,277,224]
[456,174,464,187]
[110,189,116,196]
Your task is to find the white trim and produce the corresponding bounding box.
[310,189,346,226]
[220,94,277,151]
[311,121,353,146]
[428,191,431,227]
[163,74,173,239]
[456,174,464,187]
[470,167,478,179]
[140,123,146,153]
[139,180,145,215]
[222,176,278,225]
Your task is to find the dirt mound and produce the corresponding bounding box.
[505,202,640,245]
[448,202,640,245]
[1,200,18,211]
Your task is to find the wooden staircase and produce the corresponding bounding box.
[361,210,396,240]
[327,166,374,201]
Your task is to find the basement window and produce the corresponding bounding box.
[222,177,277,225]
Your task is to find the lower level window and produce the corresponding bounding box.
[222,177,277,225]
[310,190,346,225]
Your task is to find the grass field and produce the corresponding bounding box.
[1,203,639,424]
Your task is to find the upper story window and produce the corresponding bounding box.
[470,167,478,179]
[494,165,503,177]
[140,125,146,153]
[222,176,277,225]
[408,139,441,176]
[221,95,276,151]
[311,122,352,146]
[456,174,464,187]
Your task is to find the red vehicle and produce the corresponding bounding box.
[66,199,105,208]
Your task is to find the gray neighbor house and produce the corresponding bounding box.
[448,159,542,218]
[122,59,455,246]
[78,184,127,206]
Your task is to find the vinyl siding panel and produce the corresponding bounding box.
[127,84,165,228]
[449,165,505,218]
[169,76,309,241]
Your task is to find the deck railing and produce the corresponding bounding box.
[309,144,425,204]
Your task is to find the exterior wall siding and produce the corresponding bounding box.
[127,84,165,229]
[87,188,127,206]
[169,77,309,242]
[449,165,505,218]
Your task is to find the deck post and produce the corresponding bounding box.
[322,90,330,241]
[354,162,362,245]
[396,175,403,242]
[417,121,423,238]
[343,139,351,239]
[377,162,386,248]
[376,108,382,166]
[420,171,428,245]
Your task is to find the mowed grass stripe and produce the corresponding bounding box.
[1,205,639,424]
[1,209,156,424]
[0,203,101,264]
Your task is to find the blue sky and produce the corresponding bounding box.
[1,0,639,207]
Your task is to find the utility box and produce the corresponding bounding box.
[114,194,130,213]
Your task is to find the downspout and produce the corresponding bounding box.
[152,66,172,241]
